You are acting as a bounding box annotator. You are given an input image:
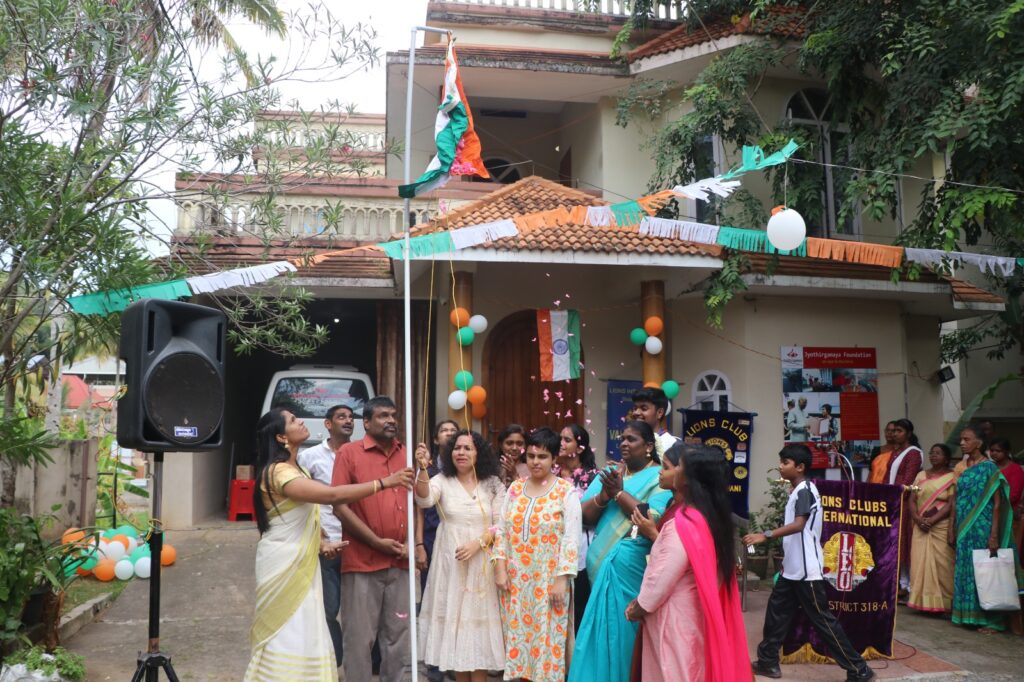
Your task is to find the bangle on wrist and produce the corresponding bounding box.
[614,490,625,502]
[378,478,386,490]
[416,542,424,547]
[594,494,608,508]
[372,480,380,494]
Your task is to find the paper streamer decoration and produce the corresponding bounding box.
[378,232,455,260]
[449,219,518,249]
[716,226,807,256]
[639,217,720,244]
[719,139,800,180]
[805,238,903,269]
[672,177,742,202]
[586,205,615,227]
[610,200,647,228]
[67,280,193,316]
[903,248,1019,277]
[185,261,296,294]
[959,253,1016,277]
[903,248,950,270]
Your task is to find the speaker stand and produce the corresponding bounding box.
[131,452,180,682]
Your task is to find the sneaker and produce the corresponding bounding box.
[847,670,877,682]
[751,660,782,678]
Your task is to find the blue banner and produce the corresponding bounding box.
[680,409,755,518]
[606,379,643,460]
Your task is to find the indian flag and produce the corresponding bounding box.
[398,42,488,198]
[537,309,581,381]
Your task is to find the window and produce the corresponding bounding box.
[693,135,723,224]
[692,370,732,412]
[785,89,860,238]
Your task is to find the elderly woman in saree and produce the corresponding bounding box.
[244,408,412,681]
[567,421,673,682]
[907,444,956,613]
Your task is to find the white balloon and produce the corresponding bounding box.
[447,390,468,411]
[97,540,110,558]
[644,336,663,355]
[114,559,134,581]
[767,208,807,251]
[134,556,152,579]
[468,315,488,334]
[104,541,126,562]
[126,537,138,555]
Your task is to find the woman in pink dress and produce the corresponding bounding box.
[625,445,750,682]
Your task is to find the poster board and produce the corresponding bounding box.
[680,409,754,518]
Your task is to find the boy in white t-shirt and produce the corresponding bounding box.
[744,444,875,681]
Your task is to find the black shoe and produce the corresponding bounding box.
[751,660,782,678]
[847,670,876,682]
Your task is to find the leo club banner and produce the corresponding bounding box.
[679,410,754,519]
[782,479,902,661]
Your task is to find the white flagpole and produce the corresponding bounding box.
[403,24,449,682]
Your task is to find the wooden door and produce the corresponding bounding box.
[482,310,584,443]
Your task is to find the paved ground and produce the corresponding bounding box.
[67,518,1024,681]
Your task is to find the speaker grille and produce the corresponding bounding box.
[144,352,225,446]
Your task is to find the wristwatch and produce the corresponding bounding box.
[763,529,774,539]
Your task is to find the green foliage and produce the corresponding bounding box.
[704,253,749,327]
[943,374,1019,452]
[5,645,86,680]
[747,475,789,556]
[0,408,58,469]
[95,435,148,530]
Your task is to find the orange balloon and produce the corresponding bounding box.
[471,402,487,419]
[449,307,470,328]
[76,566,92,577]
[94,559,116,582]
[62,527,85,545]
[466,386,487,405]
[111,534,129,550]
[161,545,177,566]
[643,381,660,389]
[643,316,664,336]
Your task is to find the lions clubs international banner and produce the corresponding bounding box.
[783,479,902,661]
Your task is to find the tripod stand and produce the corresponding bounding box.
[131,452,180,682]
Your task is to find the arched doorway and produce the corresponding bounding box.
[482,310,584,442]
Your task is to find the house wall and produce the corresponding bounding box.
[472,111,563,181]
[557,102,602,190]
[423,26,616,54]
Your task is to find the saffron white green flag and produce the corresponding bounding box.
[537,309,581,381]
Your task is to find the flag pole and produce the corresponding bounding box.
[403,24,449,682]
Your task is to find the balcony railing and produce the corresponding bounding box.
[432,0,682,21]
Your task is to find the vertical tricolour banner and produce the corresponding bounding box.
[398,42,489,198]
[537,309,581,381]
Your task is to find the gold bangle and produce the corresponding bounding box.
[478,536,487,550]
[373,480,381,494]
[594,495,608,508]
[614,490,625,502]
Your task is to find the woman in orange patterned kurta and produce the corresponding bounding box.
[493,427,582,682]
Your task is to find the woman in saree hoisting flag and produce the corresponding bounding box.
[949,425,1019,633]
[567,421,673,682]
[245,408,413,681]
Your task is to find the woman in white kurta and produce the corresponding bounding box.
[415,430,507,681]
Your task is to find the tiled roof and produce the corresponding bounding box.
[483,223,722,257]
[628,5,809,62]
[170,236,392,281]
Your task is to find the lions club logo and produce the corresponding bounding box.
[822,532,874,592]
[704,437,733,461]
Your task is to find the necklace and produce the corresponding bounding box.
[624,460,657,480]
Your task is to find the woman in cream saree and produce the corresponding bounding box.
[245,408,413,681]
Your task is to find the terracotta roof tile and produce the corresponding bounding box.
[487,223,722,257]
[628,5,810,62]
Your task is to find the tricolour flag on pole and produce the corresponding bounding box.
[399,42,488,198]
[537,309,581,381]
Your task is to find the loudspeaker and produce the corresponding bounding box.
[117,300,226,451]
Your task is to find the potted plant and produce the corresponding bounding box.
[0,645,85,681]
[746,472,790,578]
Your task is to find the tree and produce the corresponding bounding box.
[615,1,1024,357]
[0,0,384,505]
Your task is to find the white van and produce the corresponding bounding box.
[261,365,375,445]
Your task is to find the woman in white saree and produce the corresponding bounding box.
[245,408,413,682]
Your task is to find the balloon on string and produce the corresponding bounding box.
[643,316,664,336]
[661,380,680,400]
[456,327,475,346]
[449,307,470,328]
[454,370,474,391]
[471,402,487,419]
[114,559,135,581]
[767,206,806,251]
[134,556,152,579]
[94,559,116,582]
[468,315,488,334]
[466,386,487,405]
[644,336,663,355]
[629,328,648,346]
[447,390,468,411]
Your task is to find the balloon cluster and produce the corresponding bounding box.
[61,525,177,582]
[448,309,489,419]
[629,317,681,400]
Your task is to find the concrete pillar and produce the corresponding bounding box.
[448,271,473,423]
[641,280,666,387]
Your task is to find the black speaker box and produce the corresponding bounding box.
[117,300,226,451]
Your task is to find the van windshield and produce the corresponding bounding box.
[269,377,369,419]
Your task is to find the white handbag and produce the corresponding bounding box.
[972,548,1021,611]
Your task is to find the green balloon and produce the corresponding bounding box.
[629,328,648,346]
[80,554,99,571]
[102,528,119,539]
[129,546,150,563]
[456,327,475,346]
[454,370,474,391]
[662,380,680,400]
[118,525,140,539]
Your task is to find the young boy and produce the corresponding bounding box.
[630,387,679,458]
[744,444,875,681]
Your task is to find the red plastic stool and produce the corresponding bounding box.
[228,479,256,521]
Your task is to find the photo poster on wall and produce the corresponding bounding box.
[781,346,880,470]
[680,409,754,518]
[605,379,644,460]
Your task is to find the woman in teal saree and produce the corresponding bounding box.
[568,421,672,682]
[949,425,1018,632]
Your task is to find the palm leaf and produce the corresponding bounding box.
[944,373,1020,450]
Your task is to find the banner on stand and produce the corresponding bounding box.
[606,379,643,460]
[679,409,754,519]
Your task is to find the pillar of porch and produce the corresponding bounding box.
[641,280,666,387]
[448,270,474,424]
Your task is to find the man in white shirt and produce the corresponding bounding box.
[298,403,354,666]
[630,387,679,458]
[786,397,810,442]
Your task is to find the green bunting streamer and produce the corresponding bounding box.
[67,280,193,315]
[719,139,800,180]
[610,200,646,227]
[716,226,807,256]
[378,232,455,260]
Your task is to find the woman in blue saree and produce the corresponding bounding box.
[949,425,1019,632]
[568,421,672,682]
